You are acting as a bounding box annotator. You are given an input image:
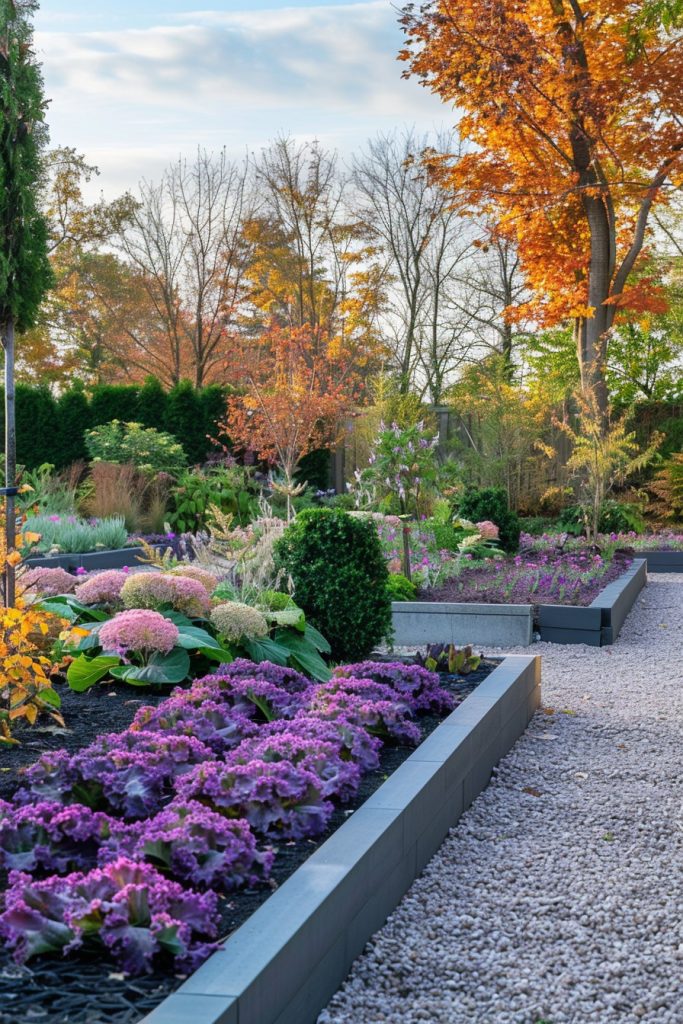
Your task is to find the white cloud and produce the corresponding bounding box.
[36,2,451,197]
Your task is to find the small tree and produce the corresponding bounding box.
[137,375,168,432]
[225,325,352,519]
[555,393,661,542]
[0,0,53,603]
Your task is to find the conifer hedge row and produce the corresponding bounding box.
[0,378,231,470]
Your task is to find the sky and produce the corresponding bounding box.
[34,0,453,199]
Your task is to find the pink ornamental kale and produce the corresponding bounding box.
[99,609,179,658]
[74,570,129,606]
[267,715,382,772]
[180,673,302,721]
[0,858,219,975]
[228,732,361,801]
[131,697,259,755]
[0,800,115,874]
[304,682,421,745]
[216,658,311,694]
[177,759,333,839]
[17,733,214,819]
[101,801,273,891]
[334,661,454,713]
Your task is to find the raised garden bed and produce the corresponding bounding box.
[392,559,647,648]
[23,545,165,572]
[392,600,533,647]
[141,654,540,1024]
[641,550,683,573]
[537,558,647,645]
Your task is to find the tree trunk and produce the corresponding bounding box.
[3,316,16,607]
[574,187,614,429]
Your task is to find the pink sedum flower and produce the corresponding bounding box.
[21,567,77,597]
[121,572,211,617]
[75,570,128,606]
[99,610,179,657]
[476,520,499,540]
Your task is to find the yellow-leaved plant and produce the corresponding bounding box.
[1,510,65,745]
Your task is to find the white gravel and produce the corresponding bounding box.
[319,574,683,1024]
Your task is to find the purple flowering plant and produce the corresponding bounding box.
[176,759,334,840]
[0,658,458,975]
[0,858,220,975]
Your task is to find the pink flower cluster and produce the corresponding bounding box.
[99,610,179,657]
[74,570,128,606]
[476,520,499,540]
[121,572,211,617]
[21,567,77,597]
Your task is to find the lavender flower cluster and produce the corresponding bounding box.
[0,658,452,976]
[423,545,634,607]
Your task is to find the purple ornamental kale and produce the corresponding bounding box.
[176,759,333,839]
[100,801,273,891]
[266,715,383,772]
[228,732,361,802]
[215,658,311,694]
[16,733,215,819]
[178,674,303,721]
[0,858,219,975]
[0,800,116,874]
[304,683,421,745]
[334,661,454,713]
[130,698,259,755]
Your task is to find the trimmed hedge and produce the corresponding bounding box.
[0,380,231,470]
[274,508,392,662]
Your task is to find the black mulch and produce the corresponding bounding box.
[0,660,498,1024]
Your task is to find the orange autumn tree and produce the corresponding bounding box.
[399,0,683,422]
[225,325,356,518]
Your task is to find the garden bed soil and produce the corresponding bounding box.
[0,660,498,1024]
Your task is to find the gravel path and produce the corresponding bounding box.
[319,574,683,1024]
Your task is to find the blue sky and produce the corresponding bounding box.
[34,1,451,198]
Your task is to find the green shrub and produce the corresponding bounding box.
[559,500,646,536]
[456,487,521,553]
[16,384,57,469]
[56,388,91,467]
[137,376,168,432]
[386,573,417,602]
[274,508,392,662]
[85,421,187,477]
[199,384,231,452]
[90,385,140,426]
[166,380,207,465]
[168,465,256,533]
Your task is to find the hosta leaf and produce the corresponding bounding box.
[67,655,121,692]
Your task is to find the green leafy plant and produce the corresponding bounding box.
[415,644,481,675]
[168,465,256,533]
[274,508,392,662]
[555,395,661,542]
[386,573,417,602]
[85,421,187,477]
[456,487,521,553]
[559,499,647,536]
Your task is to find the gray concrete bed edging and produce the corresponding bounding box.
[642,550,683,573]
[142,654,541,1024]
[392,600,533,647]
[538,558,647,646]
[23,545,165,572]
